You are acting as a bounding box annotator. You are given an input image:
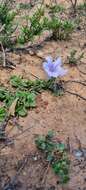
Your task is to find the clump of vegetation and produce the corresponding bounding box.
[35,131,70,183]
[48,4,65,14]
[67,49,84,66]
[44,4,75,40]
[18,5,75,44]
[43,16,75,40]
[19,2,32,10]
[0,107,7,122]
[0,75,64,119]
[0,86,36,117]
[0,0,16,47]
[18,7,44,44]
[77,1,86,11]
[10,75,64,95]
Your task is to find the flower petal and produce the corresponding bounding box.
[45,56,53,64]
[56,66,68,76]
[43,62,50,72]
[54,57,62,67]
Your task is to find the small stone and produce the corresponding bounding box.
[73,149,83,158]
[33,156,38,161]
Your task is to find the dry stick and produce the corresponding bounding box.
[64,80,86,86]
[0,42,6,67]
[3,154,29,190]
[29,71,40,79]
[77,66,86,75]
[65,90,86,101]
[41,162,50,185]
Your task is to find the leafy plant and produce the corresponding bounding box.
[10,75,64,95]
[0,75,64,119]
[0,0,16,46]
[15,91,36,116]
[0,86,36,117]
[49,4,65,14]
[18,7,44,44]
[43,16,75,40]
[35,132,70,183]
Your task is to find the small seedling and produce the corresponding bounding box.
[67,50,84,66]
[49,4,65,14]
[19,3,32,10]
[35,132,70,183]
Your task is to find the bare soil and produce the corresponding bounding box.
[0,0,86,190]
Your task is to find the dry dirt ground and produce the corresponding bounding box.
[0,0,86,190]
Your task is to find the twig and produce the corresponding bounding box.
[0,42,6,67]
[41,162,50,185]
[29,72,40,79]
[77,66,86,75]
[64,80,86,86]
[65,90,86,101]
[3,154,29,190]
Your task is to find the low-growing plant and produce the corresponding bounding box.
[18,5,75,43]
[0,75,64,120]
[0,86,36,117]
[49,4,65,14]
[0,0,16,47]
[67,49,84,66]
[77,1,86,11]
[18,7,44,44]
[35,131,70,183]
[43,16,75,40]
[10,75,64,95]
[19,3,32,10]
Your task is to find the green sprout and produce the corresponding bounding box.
[35,132,70,184]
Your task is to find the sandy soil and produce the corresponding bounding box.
[0,0,86,190]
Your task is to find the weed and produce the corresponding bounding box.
[18,5,75,43]
[49,4,65,14]
[10,75,64,95]
[19,3,32,10]
[35,131,70,183]
[0,0,16,47]
[18,7,44,44]
[43,16,75,40]
[67,50,84,66]
[0,86,36,117]
[0,75,64,119]
[77,1,86,11]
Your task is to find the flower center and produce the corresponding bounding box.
[49,64,55,72]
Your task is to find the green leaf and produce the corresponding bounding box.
[0,107,6,122]
[56,143,65,151]
[16,106,27,117]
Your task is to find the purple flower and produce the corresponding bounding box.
[43,56,68,78]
